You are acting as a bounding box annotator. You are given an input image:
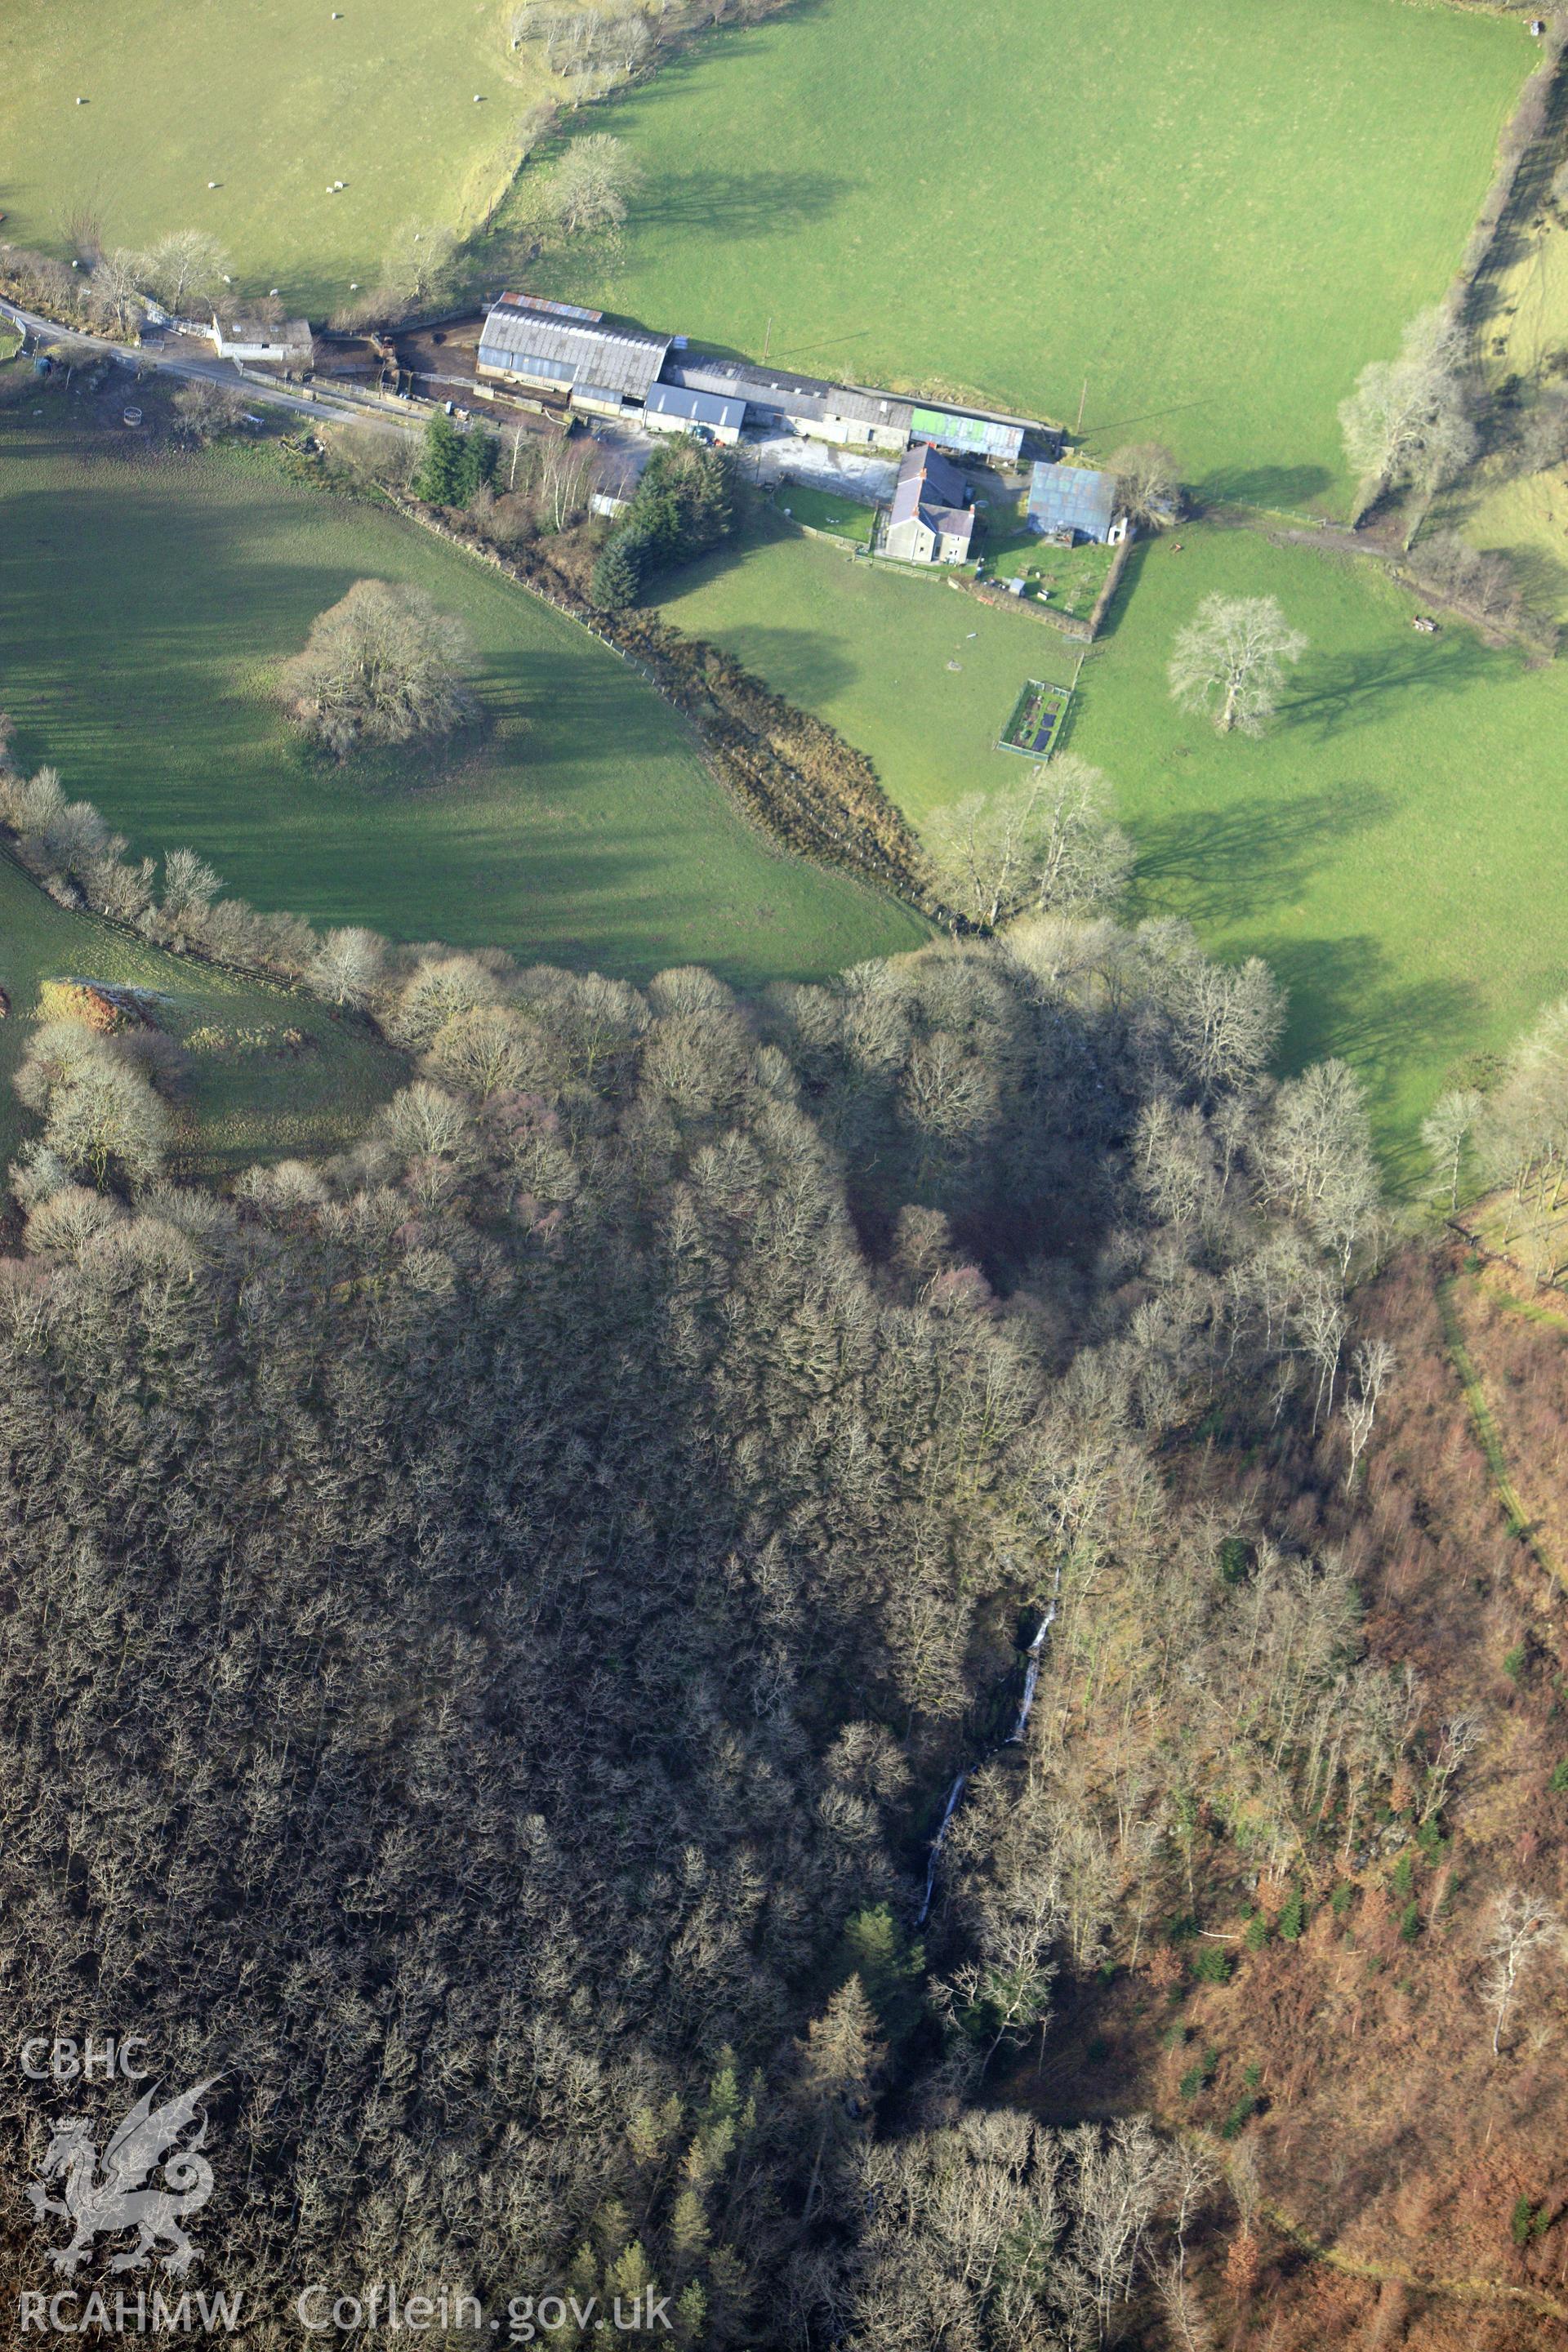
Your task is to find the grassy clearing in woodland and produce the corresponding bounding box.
[0,857,402,1173]
[511,0,1528,502]
[0,410,924,985]
[1068,529,1568,1174]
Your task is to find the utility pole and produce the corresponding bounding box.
[1076,377,1088,433]
[762,315,773,363]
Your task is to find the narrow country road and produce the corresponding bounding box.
[0,294,416,434]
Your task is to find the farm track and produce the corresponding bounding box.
[1436,1268,1567,1596]
[1187,2130,1568,2330]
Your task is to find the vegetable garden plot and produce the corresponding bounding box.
[1000,679,1071,760]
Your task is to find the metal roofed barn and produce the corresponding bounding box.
[477,300,670,404]
[495,291,605,325]
[907,405,1025,465]
[1027,461,1125,546]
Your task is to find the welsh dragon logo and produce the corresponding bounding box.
[26,2078,220,2278]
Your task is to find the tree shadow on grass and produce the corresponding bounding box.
[1279,629,1499,742]
[684,622,859,705]
[1256,929,1482,1177]
[1130,783,1394,927]
[627,167,847,241]
[1195,462,1334,511]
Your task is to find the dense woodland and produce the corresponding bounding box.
[7,853,1508,2351]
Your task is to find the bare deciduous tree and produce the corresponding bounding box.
[1065,2117,1177,2336]
[1168,595,1306,737]
[91,248,148,336]
[542,134,643,237]
[1420,1712,1484,1826]
[928,755,1132,930]
[1421,1087,1483,1212]
[141,229,231,315]
[281,580,477,759]
[537,432,599,532]
[1339,308,1476,533]
[12,1021,170,1192]
[172,379,246,445]
[1479,1886,1561,2056]
[1107,440,1180,528]
[309,926,388,1009]
[1341,1336,1394,1491]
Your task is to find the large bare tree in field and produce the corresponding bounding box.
[1107,440,1181,528]
[281,580,477,759]
[141,229,230,314]
[1168,594,1306,737]
[544,134,643,236]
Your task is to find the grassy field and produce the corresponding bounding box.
[0,0,544,315]
[1069,531,1568,1173]
[654,519,1568,1174]
[0,403,925,987]
[656,516,1081,825]
[0,855,403,1173]
[514,0,1529,506]
[773,483,876,549]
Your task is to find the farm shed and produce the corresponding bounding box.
[1027,461,1127,545]
[659,356,913,452]
[884,441,974,564]
[477,297,670,406]
[571,383,629,421]
[644,382,746,443]
[211,315,314,368]
[907,404,1025,465]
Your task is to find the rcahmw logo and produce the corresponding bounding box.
[17,2047,243,2335]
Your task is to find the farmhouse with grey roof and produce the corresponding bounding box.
[884,441,975,565]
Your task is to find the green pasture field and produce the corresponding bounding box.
[0,0,546,316]
[0,405,924,987]
[513,0,1529,506]
[0,856,403,1174]
[655,515,1081,825]
[1075,530,1568,1174]
[653,518,1568,1175]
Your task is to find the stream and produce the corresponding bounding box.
[915,1566,1062,1926]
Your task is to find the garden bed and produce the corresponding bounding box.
[999,679,1071,760]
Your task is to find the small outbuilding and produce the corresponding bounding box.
[1027,461,1128,546]
[644,381,746,444]
[212,314,314,369]
[884,441,975,565]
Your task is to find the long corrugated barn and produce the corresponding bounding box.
[476,301,670,403]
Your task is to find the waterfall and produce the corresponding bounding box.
[915,1569,1062,1925]
[915,1771,969,1927]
